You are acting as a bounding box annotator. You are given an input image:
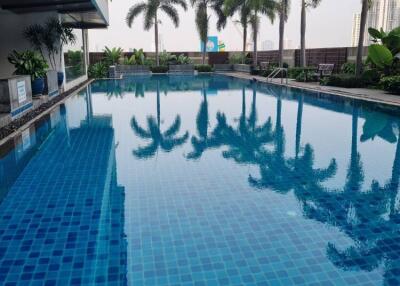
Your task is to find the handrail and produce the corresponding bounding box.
[266,67,288,85]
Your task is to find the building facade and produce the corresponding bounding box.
[352,0,400,46]
[0,0,109,91]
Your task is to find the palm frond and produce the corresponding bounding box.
[144,1,158,30]
[164,116,182,137]
[161,4,180,27]
[126,3,147,27]
[211,0,227,30]
[166,0,188,10]
[195,2,209,43]
[131,117,152,138]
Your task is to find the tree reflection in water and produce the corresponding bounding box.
[128,76,400,284]
[131,79,189,159]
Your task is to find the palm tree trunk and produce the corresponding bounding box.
[295,94,303,159]
[253,14,258,67]
[156,80,160,128]
[300,0,306,67]
[243,25,247,64]
[279,9,285,67]
[351,105,358,168]
[356,0,369,77]
[155,12,160,66]
[390,122,400,215]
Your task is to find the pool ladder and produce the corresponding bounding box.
[266,67,288,85]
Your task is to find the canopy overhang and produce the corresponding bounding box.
[0,0,109,28]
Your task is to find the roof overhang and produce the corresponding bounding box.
[0,0,109,28]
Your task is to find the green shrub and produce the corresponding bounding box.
[380,76,400,94]
[321,74,364,88]
[361,69,381,86]
[341,63,356,74]
[229,54,246,64]
[295,71,318,82]
[150,66,168,73]
[195,65,213,72]
[88,62,108,78]
[288,67,316,79]
[261,68,286,78]
[8,50,48,80]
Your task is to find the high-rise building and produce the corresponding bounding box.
[261,40,274,51]
[351,13,361,47]
[352,0,400,46]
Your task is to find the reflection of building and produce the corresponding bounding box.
[352,0,400,46]
[0,89,127,285]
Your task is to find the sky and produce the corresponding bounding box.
[88,0,361,52]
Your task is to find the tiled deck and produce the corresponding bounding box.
[221,72,400,107]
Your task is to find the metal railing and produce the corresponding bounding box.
[266,67,288,85]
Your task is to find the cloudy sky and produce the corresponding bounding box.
[88,0,361,52]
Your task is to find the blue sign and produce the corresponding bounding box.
[200,36,219,52]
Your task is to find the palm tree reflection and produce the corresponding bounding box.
[131,80,189,159]
[217,85,274,165]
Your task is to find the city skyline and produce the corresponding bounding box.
[351,0,400,47]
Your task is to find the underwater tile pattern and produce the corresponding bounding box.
[1,75,400,285]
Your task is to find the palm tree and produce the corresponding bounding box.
[126,0,187,66]
[224,0,251,64]
[224,0,276,66]
[250,0,276,67]
[299,0,321,67]
[356,0,372,77]
[191,0,227,64]
[131,80,189,158]
[278,0,290,67]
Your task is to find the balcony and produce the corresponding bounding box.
[0,0,109,28]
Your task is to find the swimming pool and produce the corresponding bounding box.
[1,74,400,285]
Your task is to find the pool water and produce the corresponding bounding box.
[1,74,400,285]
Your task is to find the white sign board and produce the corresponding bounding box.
[17,80,27,103]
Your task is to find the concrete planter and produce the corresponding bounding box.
[109,65,150,78]
[0,75,33,119]
[233,64,252,73]
[213,64,233,71]
[45,70,59,98]
[168,64,195,74]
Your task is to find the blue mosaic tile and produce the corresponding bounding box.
[0,75,400,285]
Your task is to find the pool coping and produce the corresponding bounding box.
[220,72,400,108]
[0,79,93,147]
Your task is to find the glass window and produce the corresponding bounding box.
[64,29,85,82]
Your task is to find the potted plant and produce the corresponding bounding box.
[24,18,76,87]
[8,50,48,96]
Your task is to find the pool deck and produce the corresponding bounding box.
[221,72,400,107]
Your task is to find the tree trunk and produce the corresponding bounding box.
[156,80,160,128]
[295,94,303,159]
[279,8,285,67]
[356,0,369,77]
[202,7,208,65]
[390,122,400,215]
[300,0,306,67]
[155,13,159,66]
[243,25,247,64]
[253,15,258,67]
